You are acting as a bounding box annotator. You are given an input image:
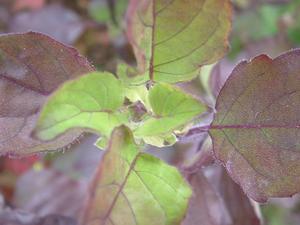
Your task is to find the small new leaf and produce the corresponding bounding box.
[135,83,206,139]
[82,126,191,225]
[34,72,127,141]
[210,49,300,202]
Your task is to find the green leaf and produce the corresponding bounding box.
[117,63,151,109]
[210,50,300,202]
[82,126,192,225]
[135,83,206,138]
[34,72,127,141]
[126,0,232,83]
[95,136,109,150]
[142,133,177,147]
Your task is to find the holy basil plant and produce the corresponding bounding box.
[1,0,300,224]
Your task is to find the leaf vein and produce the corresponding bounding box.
[154,0,206,46]
[153,10,219,69]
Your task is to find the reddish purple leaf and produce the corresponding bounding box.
[183,166,261,225]
[209,61,231,98]
[0,209,76,225]
[212,167,261,225]
[0,32,93,156]
[13,169,87,220]
[183,171,231,225]
[210,49,300,202]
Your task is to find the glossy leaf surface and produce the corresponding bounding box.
[82,126,191,225]
[211,50,300,202]
[34,72,127,141]
[127,0,232,83]
[134,83,206,138]
[0,32,93,155]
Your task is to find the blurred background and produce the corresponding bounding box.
[0,0,300,224]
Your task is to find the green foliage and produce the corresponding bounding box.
[2,0,300,224]
[34,71,205,149]
[127,0,232,83]
[34,72,128,141]
[135,83,206,137]
[82,126,192,225]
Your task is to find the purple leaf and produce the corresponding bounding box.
[210,49,300,202]
[183,171,231,225]
[13,169,87,220]
[0,32,93,156]
[0,209,77,225]
[183,165,261,225]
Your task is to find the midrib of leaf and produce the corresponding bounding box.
[146,0,226,80]
[211,124,300,129]
[0,46,48,93]
[37,111,116,132]
[149,0,157,81]
[0,74,47,96]
[186,122,300,141]
[188,123,300,180]
[189,124,300,133]
[0,37,75,96]
[153,1,223,70]
[101,153,141,224]
[89,151,189,225]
